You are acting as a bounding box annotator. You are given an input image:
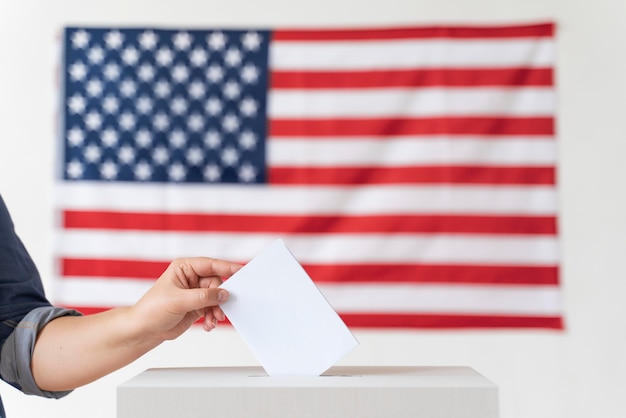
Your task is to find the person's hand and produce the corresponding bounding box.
[131,257,242,342]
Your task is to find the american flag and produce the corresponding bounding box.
[55,23,563,329]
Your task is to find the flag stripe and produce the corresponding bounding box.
[269,88,555,117]
[269,117,555,136]
[273,23,554,41]
[63,211,557,235]
[53,279,561,315]
[56,231,559,265]
[61,258,558,285]
[269,137,557,166]
[268,166,555,185]
[270,68,554,88]
[339,313,563,329]
[56,183,559,215]
[270,39,554,69]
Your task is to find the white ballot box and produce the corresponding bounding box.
[117,366,498,418]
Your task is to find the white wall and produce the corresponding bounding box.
[1,0,625,417]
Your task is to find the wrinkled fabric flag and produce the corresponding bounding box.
[55,23,562,329]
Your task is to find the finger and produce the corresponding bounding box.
[183,258,243,280]
[173,287,229,314]
[204,309,218,331]
[199,276,223,289]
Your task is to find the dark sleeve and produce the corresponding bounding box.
[0,194,52,348]
[0,195,82,398]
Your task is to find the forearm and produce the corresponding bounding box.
[31,306,162,391]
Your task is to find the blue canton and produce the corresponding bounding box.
[63,27,270,184]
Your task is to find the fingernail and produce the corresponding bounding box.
[218,289,228,302]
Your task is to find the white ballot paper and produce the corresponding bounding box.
[219,239,359,376]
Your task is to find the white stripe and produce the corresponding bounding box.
[54,277,151,307]
[53,279,561,316]
[55,183,558,215]
[319,283,562,315]
[269,137,557,166]
[271,39,554,69]
[55,232,560,265]
[268,88,555,118]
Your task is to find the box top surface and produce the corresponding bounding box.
[119,366,497,389]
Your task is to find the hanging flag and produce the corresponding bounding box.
[55,22,562,329]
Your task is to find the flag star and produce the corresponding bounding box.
[170,96,188,115]
[84,144,102,162]
[134,161,152,180]
[239,97,258,117]
[168,162,187,181]
[102,95,119,114]
[169,129,187,148]
[139,30,158,50]
[101,128,119,147]
[204,130,221,148]
[100,160,118,180]
[136,95,153,114]
[223,80,241,100]
[186,146,204,166]
[67,127,85,146]
[68,94,86,114]
[173,31,192,51]
[71,30,90,49]
[222,113,240,132]
[224,47,243,67]
[238,162,257,182]
[66,160,84,179]
[69,62,88,81]
[205,97,223,116]
[135,129,153,147]
[156,47,174,67]
[187,113,204,132]
[240,64,260,84]
[206,64,224,83]
[153,112,170,131]
[221,146,239,166]
[86,78,103,97]
[120,78,137,97]
[104,62,121,80]
[87,46,105,64]
[122,46,140,66]
[119,112,136,131]
[152,146,169,165]
[207,31,227,50]
[154,80,171,98]
[239,130,257,149]
[118,145,135,164]
[203,163,221,182]
[171,64,190,83]
[190,48,208,67]
[105,30,124,49]
[138,63,155,82]
[241,32,262,51]
[188,81,206,100]
[85,111,103,130]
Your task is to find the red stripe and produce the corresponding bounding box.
[62,258,169,279]
[273,23,554,41]
[61,306,563,329]
[63,211,557,234]
[340,313,564,329]
[270,68,553,89]
[61,258,558,285]
[269,166,555,185]
[269,117,554,136]
[304,264,559,285]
